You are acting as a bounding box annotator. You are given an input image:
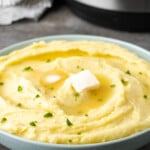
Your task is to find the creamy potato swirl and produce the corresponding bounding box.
[0,41,150,144]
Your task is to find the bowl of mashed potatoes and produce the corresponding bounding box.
[0,35,150,150]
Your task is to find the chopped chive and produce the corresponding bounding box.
[44,112,53,118]
[17,103,22,107]
[76,65,84,71]
[1,117,7,123]
[68,139,72,143]
[85,114,88,117]
[74,92,80,101]
[144,95,148,99]
[49,87,54,90]
[35,94,40,99]
[18,85,23,92]
[121,79,128,86]
[76,65,80,69]
[0,82,4,86]
[77,132,82,135]
[46,59,51,63]
[126,70,131,75]
[66,118,73,126]
[23,66,33,71]
[110,84,116,88]
[139,72,143,75]
[29,121,37,127]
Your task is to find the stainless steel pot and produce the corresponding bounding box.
[73,0,150,12]
[65,0,150,31]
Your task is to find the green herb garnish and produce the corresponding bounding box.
[77,132,82,135]
[139,72,143,75]
[144,95,148,99]
[110,84,116,88]
[76,65,80,69]
[66,118,73,126]
[121,79,128,86]
[85,114,88,117]
[29,121,37,127]
[68,139,72,143]
[76,65,84,71]
[46,59,51,63]
[35,94,40,99]
[1,117,7,123]
[17,103,22,107]
[18,85,23,92]
[126,70,131,75]
[23,66,33,71]
[44,112,53,118]
[49,87,54,90]
[0,82,4,86]
[74,92,80,101]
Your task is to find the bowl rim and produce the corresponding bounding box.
[0,34,150,59]
[0,34,150,148]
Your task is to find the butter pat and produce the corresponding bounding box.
[69,70,100,93]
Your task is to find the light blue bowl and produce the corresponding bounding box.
[0,35,150,150]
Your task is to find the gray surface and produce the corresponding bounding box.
[0,2,150,150]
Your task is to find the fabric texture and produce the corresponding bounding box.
[0,0,53,25]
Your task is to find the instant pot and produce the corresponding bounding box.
[65,0,150,31]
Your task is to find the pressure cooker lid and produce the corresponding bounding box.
[65,0,150,31]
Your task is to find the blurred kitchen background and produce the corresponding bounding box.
[0,0,150,50]
[0,0,150,149]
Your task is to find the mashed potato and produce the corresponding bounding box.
[0,40,150,144]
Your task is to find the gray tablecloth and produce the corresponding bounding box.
[0,2,150,150]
